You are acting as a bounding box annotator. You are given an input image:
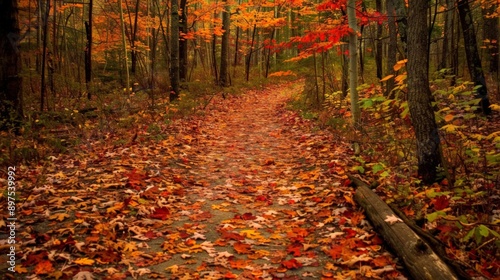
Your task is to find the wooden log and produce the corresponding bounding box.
[350,175,460,280]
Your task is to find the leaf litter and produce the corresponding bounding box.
[0,82,407,279]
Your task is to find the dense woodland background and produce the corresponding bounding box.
[0,0,499,277]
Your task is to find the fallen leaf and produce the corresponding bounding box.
[384,215,403,225]
[74,258,95,266]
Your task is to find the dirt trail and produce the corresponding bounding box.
[146,82,405,279]
[1,82,406,279]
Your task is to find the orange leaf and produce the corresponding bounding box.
[444,114,454,122]
[34,260,54,275]
[234,242,252,254]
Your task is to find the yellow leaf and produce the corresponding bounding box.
[444,114,454,122]
[15,265,28,273]
[123,242,138,252]
[490,104,500,111]
[325,262,338,271]
[49,213,70,222]
[166,265,179,273]
[240,229,263,240]
[441,124,462,133]
[74,258,95,265]
[380,74,394,82]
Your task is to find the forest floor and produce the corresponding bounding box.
[0,81,411,279]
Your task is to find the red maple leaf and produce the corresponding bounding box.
[150,207,170,220]
[327,245,343,259]
[432,195,450,210]
[286,242,303,257]
[281,258,303,269]
[241,212,256,220]
[125,169,147,190]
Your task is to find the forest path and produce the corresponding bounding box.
[143,82,404,279]
[1,82,405,279]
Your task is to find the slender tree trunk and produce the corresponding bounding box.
[264,28,275,78]
[341,42,349,98]
[386,0,397,96]
[37,0,42,73]
[348,0,360,129]
[85,0,93,99]
[179,0,188,82]
[457,0,490,114]
[119,0,130,94]
[246,23,258,82]
[211,33,218,82]
[450,7,459,78]
[481,3,499,74]
[407,0,442,184]
[170,0,180,101]
[388,0,408,53]
[40,0,50,111]
[375,0,383,80]
[219,0,230,86]
[439,0,453,70]
[0,0,23,129]
[130,0,140,74]
[233,26,240,67]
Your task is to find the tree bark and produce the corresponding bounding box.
[347,0,360,129]
[457,0,490,114]
[170,0,180,101]
[84,0,93,99]
[407,0,443,184]
[388,0,408,53]
[179,0,188,82]
[119,0,130,94]
[385,0,397,96]
[375,0,383,80]
[0,0,23,130]
[219,0,230,87]
[439,0,454,70]
[129,0,140,75]
[40,0,50,111]
[481,3,499,74]
[350,176,460,280]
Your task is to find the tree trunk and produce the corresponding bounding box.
[347,0,360,129]
[385,0,397,96]
[0,0,23,130]
[170,0,180,101]
[375,0,383,80]
[407,0,443,184]
[40,0,50,111]
[129,0,140,75]
[439,0,454,70]
[388,0,408,53]
[457,0,490,114]
[179,0,188,82]
[219,0,230,87]
[84,0,93,99]
[481,3,499,74]
[119,0,130,94]
[246,24,258,82]
[351,177,460,280]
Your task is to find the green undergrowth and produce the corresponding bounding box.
[288,69,500,277]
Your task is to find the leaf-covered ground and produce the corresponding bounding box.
[1,82,409,279]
